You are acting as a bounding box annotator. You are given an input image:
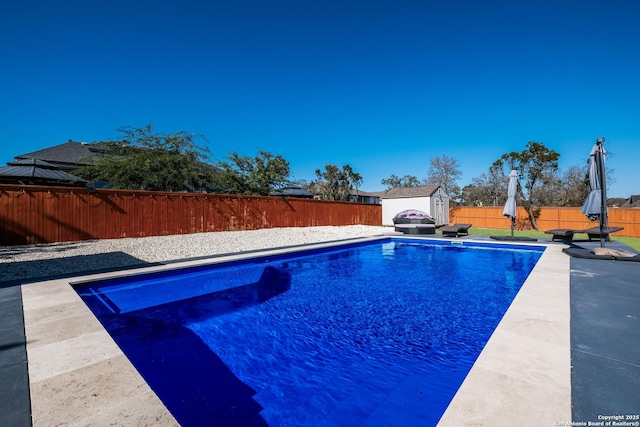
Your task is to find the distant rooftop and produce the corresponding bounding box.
[622,194,640,208]
[350,189,381,197]
[14,140,109,170]
[269,187,315,198]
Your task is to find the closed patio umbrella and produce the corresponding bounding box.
[502,170,518,237]
[580,138,608,247]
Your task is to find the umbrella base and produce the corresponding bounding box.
[563,246,640,262]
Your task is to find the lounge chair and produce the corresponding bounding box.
[544,229,575,243]
[579,226,624,241]
[545,226,624,243]
[489,235,538,242]
[440,223,472,237]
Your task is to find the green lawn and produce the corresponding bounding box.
[470,228,640,251]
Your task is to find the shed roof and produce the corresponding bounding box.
[379,185,443,199]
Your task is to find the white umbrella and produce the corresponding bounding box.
[580,138,608,247]
[502,170,518,237]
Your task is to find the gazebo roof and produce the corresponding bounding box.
[0,158,87,184]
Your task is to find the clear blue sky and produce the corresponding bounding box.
[2,0,638,197]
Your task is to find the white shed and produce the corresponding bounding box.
[380,185,450,226]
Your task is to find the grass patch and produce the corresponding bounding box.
[612,236,640,251]
[471,228,547,238]
[471,228,640,251]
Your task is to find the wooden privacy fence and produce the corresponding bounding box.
[0,185,382,246]
[451,206,640,237]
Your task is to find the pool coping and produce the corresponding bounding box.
[21,236,570,426]
[438,239,571,425]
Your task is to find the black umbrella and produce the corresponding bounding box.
[580,137,608,247]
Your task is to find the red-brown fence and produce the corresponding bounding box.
[2,185,639,246]
[451,206,640,237]
[0,185,382,246]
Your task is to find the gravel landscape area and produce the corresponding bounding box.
[0,225,388,283]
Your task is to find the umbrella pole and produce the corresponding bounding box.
[511,217,515,237]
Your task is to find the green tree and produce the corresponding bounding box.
[493,141,560,229]
[562,166,589,206]
[311,164,363,201]
[381,174,421,189]
[214,150,291,196]
[537,165,589,207]
[460,164,506,206]
[75,124,215,192]
[424,155,462,201]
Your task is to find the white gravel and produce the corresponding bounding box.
[0,225,388,283]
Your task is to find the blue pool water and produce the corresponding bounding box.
[76,238,544,426]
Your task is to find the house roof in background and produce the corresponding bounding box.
[379,185,442,199]
[350,189,381,197]
[14,140,108,169]
[621,194,640,208]
[269,187,315,198]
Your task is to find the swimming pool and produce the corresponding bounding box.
[76,238,544,426]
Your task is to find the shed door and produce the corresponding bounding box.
[432,195,448,225]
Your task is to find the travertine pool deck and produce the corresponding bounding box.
[438,240,571,425]
[16,236,571,426]
[8,235,638,425]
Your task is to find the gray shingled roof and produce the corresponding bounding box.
[350,189,381,197]
[269,187,315,198]
[0,158,87,184]
[622,195,640,208]
[378,185,441,199]
[14,141,108,170]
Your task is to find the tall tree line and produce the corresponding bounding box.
[78,126,612,212]
[76,125,365,201]
[76,125,294,195]
[381,141,614,229]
